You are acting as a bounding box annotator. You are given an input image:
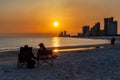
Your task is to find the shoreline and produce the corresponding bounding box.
[0,43,119,63]
[0,42,112,53]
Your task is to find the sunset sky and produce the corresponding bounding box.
[0,0,120,36]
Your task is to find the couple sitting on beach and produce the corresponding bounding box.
[18,43,53,68]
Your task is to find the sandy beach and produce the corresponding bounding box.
[0,44,120,80]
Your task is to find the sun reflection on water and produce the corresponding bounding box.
[51,37,96,53]
[52,37,60,47]
[52,37,60,54]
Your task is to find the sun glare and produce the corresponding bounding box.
[54,21,59,27]
[53,49,59,53]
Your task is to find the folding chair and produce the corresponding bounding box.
[37,49,54,67]
[17,47,33,67]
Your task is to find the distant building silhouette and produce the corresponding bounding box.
[93,22,100,32]
[77,33,82,37]
[104,17,117,36]
[81,17,118,37]
[58,17,118,37]
[58,30,70,37]
[63,31,67,36]
[90,22,100,36]
[82,26,90,36]
[58,32,64,37]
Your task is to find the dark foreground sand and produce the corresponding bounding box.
[0,45,120,80]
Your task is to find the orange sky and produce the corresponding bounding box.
[0,0,120,36]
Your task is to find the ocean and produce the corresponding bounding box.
[0,37,110,52]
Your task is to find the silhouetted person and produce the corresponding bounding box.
[38,43,46,51]
[36,43,58,66]
[111,38,115,45]
[37,43,48,60]
[19,45,37,68]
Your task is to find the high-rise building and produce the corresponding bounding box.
[93,22,100,32]
[104,17,117,35]
[58,30,70,37]
[63,31,67,36]
[91,22,100,36]
[58,32,64,37]
[82,26,90,36]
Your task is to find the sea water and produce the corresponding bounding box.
[0,37,110,52]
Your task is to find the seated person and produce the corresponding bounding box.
[37,43,49,60]
[18,45,37,68]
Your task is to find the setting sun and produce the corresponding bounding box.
[54,21,59,27]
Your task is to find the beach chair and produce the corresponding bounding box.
[17,47,33,67]
[37,49,55,67]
